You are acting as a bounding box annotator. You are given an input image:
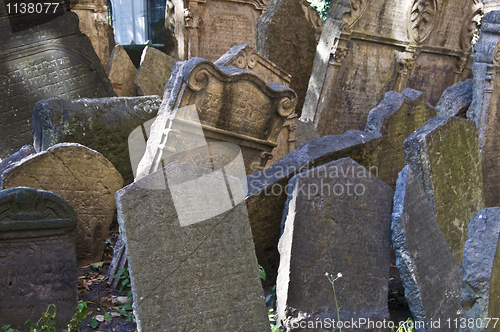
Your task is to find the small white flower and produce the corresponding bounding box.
[325,272,329,277]
[337,272,342,278]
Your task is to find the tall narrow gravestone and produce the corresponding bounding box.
[0,1,115,159]
[392,166,461,332]
[117,161,270,331]
[0,187,78,330]
[276,158,393,331]
[403,116,485,263]
[0,143,124,266]
[300,0,482,136]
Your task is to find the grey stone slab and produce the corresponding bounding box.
[461,207,500,332]
[117,161,270,331]
[277,157,393,331]
[436,79,472,117]
[392,165,461,332]
[403,116,485,263]
[0,144,35,175]
[135,46,175,96]
[0,187,77,330]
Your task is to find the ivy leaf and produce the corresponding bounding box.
[90,317,98,329]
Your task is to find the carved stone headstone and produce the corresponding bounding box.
[117,161,270,331]
[32,96,161,184]
[255,0,317,114]
[467,11,500,207]
[392,165,461,331]
[246,130,382,286]
[135,46,175,96]
[461,207,500,327]
[403,116,485,263]
[105,44,138,96]
[0,187,77,330]
[0,2,115,159]
[436,79,472,117]
[484,0,500,13]
[0,143,124,265]
[277,158,393,330]
[0,144,35,175]
[300,0,482,136]
[365,88,437,188]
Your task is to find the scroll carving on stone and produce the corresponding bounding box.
[342,0,371,30]
[409,0,438,43]
[460,0,483,53]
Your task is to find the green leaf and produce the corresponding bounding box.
[104,312,112,321]
[90,317,98,329]
[258,265,266,281]
[105,238,112,245]
[127,290,133,299]
[113,268,126,280]
[121,303,133,311]
[115,308,128,316]
[90,262,104,270]
[75,301,88,322]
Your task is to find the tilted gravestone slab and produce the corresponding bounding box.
[105,44,138,97]
[0,187,77,330]
[246,130,382,286]
[117,161,270,331]
[0,144,35,175]
[467,11,500,207]
[461,207,500,331]
[135,46,175,96]
[276,158,393,331]
[0,143,124,266]
[392,165,461,332]
[436,79,472,117]
[365,88,437,189]
[300,0,482,136]
[32,96,161,184]
[403,116,485,263]
[0,1,115,159]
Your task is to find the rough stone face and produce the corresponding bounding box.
[0,2,115,159]
[461,207,500,330]
[392,165,461,332]
[105,44,138,97]
[300,0,482,136]
[484,0,500,13]
[0,187,77,330]
[435,79,473,117]
[0,143,124,266]
[135,46,175,96]
[0,144,36,175]
[255,0,317,115]
[403,116,485,263]
[276,158,393,331]
[117,161,270,331]
[32,96,161,184]
[294,119,320,148]
[365,88,437,189]
[246,130,381,286]
[467,11,500,207]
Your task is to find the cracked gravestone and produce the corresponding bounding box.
[0,143,124,266]
[116,161,270,331]
[105,44,138,96]
[135,46,175,96]
[392,165,461,332]
[0,187,77,330]
[403,116,485,263]
[276,157,393,331]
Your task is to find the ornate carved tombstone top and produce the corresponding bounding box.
[0,187,78,330]
[0,0,115,159]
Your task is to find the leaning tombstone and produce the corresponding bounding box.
[461,207,500,329]
[0,144,35,175]
[435,79,472,117]
[0,187,78,330]
[105,45,138,96]
[300,0,482,136]
[276,158,393,331]
[0,1,115,159]
[0,143,124,266]
[365,88,437,189]
[403,116,485,263]
[135,46,175,96]
[392,165,461,331]
[117,161,270,331]
[32,96,162,184]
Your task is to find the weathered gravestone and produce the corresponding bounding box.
[0,1,115,159]
[246,130,381,286]
[105,44,138,96]
[436,79,472,117]
[461,207,500,331]
[117,161,270,331]
[300,0,482,136]
[403,116,485,263]
[32,96,161,184]
[0,144,35,175]
[484,0,500,13]
[136,56,297,179]
[0,187,77,330]
[135,46,175,96]
[255,0,318,115]
[392,165,461,332]
[0,143,124,266]
[467,11,500,207]
[365,88,437,189]
[276,158,393,331]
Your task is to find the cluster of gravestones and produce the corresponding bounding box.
[2,0,500,331]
